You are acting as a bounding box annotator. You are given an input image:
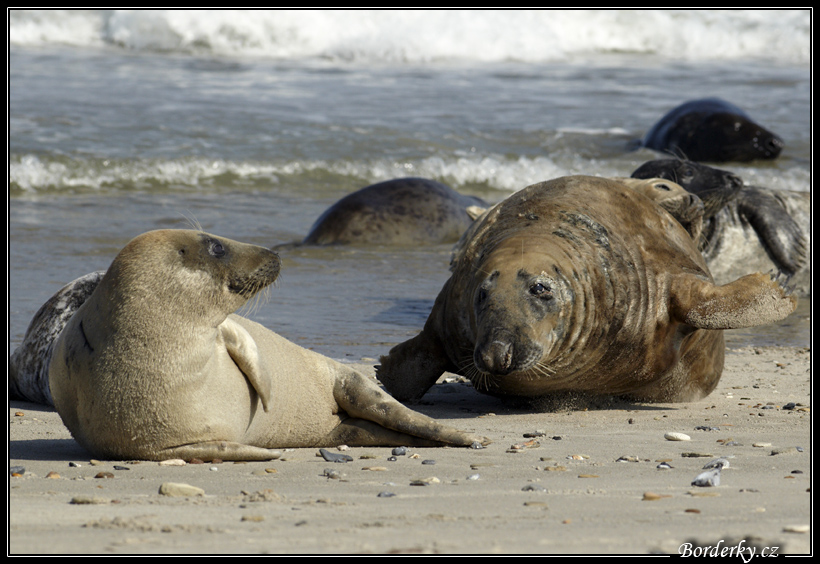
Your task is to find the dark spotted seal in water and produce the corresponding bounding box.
[303,177,488,246]
[640,98,784,162]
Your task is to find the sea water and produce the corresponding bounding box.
[9,9,811,362]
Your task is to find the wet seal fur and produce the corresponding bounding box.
[302,177,487,246]
[639,98,784,162]
[632,159,810,296]
[378,176,797,404]
[11,229,485,460]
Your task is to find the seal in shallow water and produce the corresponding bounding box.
[378,176,797,404]
[631,159,810,295]
[302,177,487,246]
[640,98,784,162]
[12,230,484,460]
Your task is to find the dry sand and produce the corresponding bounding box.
[8,345,811,555]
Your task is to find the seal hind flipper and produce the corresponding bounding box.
[9,270,105,406]
[670,271,797,330]
[736,186,808,275]
[329,367,488,446]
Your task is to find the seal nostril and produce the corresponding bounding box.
[478,340,514,373]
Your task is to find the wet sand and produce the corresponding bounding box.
[8,345,811,555]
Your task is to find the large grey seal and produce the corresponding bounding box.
[302,177,488,246]
[378,176,797,404]
[631,159,810,295]
[639,98,784,162]
[12,230,485,460]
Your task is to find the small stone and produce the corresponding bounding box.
[656,462,673,470]
[544,466,567,472]
[753,442,772,447]
[392,447,408,456]
[664,432,691,441]
[89,459,104,466]
[362,466,388,472]
[377,491,396,498]
[684,508,701,514]
[521,484,547,492]
[410,477,440,486]
[94,472,114,479]
[782,524,810,534]
[158,459,187,466]
[241,515,265,522]
[158,482,205,497]
[467,474,480,480]
[691,468,721,487]
[9,466,25,476]
[770,447,802,456]
[702,458,730,469]
[421,460,436,465]
[70,496,110,505]
[681,452,714,458]
[642,492,671,501]
[46,471,60,479]
[319,448,353,463]
[112,465,130,471]
[322,469,344,480]
[577,474,599,478]
[68,462,81,467]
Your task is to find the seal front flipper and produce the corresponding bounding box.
[670,271,797,330]
[736,186,808,275]
[377,328,454,403]
[221,317,271,412]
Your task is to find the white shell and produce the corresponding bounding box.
[664,432,691,441]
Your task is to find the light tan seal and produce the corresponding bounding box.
[42,229,484,461]
[378,175,797,404]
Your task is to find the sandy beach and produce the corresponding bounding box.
[8,344,810,555]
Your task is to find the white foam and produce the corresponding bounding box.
[10,9,810,65]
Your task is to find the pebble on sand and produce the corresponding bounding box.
[158,482,205,497]
[664,432,691,441]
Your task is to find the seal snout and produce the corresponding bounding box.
[476,338,515,375]
[761,133,784,158]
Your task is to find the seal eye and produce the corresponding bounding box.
[530,283,552,298]
[655,182,672,192]
[208,240,226,258]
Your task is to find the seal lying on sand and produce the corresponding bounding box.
[631,159,810,295]
[10,230,485,460]
[303,177,487,246]
[378,176,797,404]
[639,98,784,162]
